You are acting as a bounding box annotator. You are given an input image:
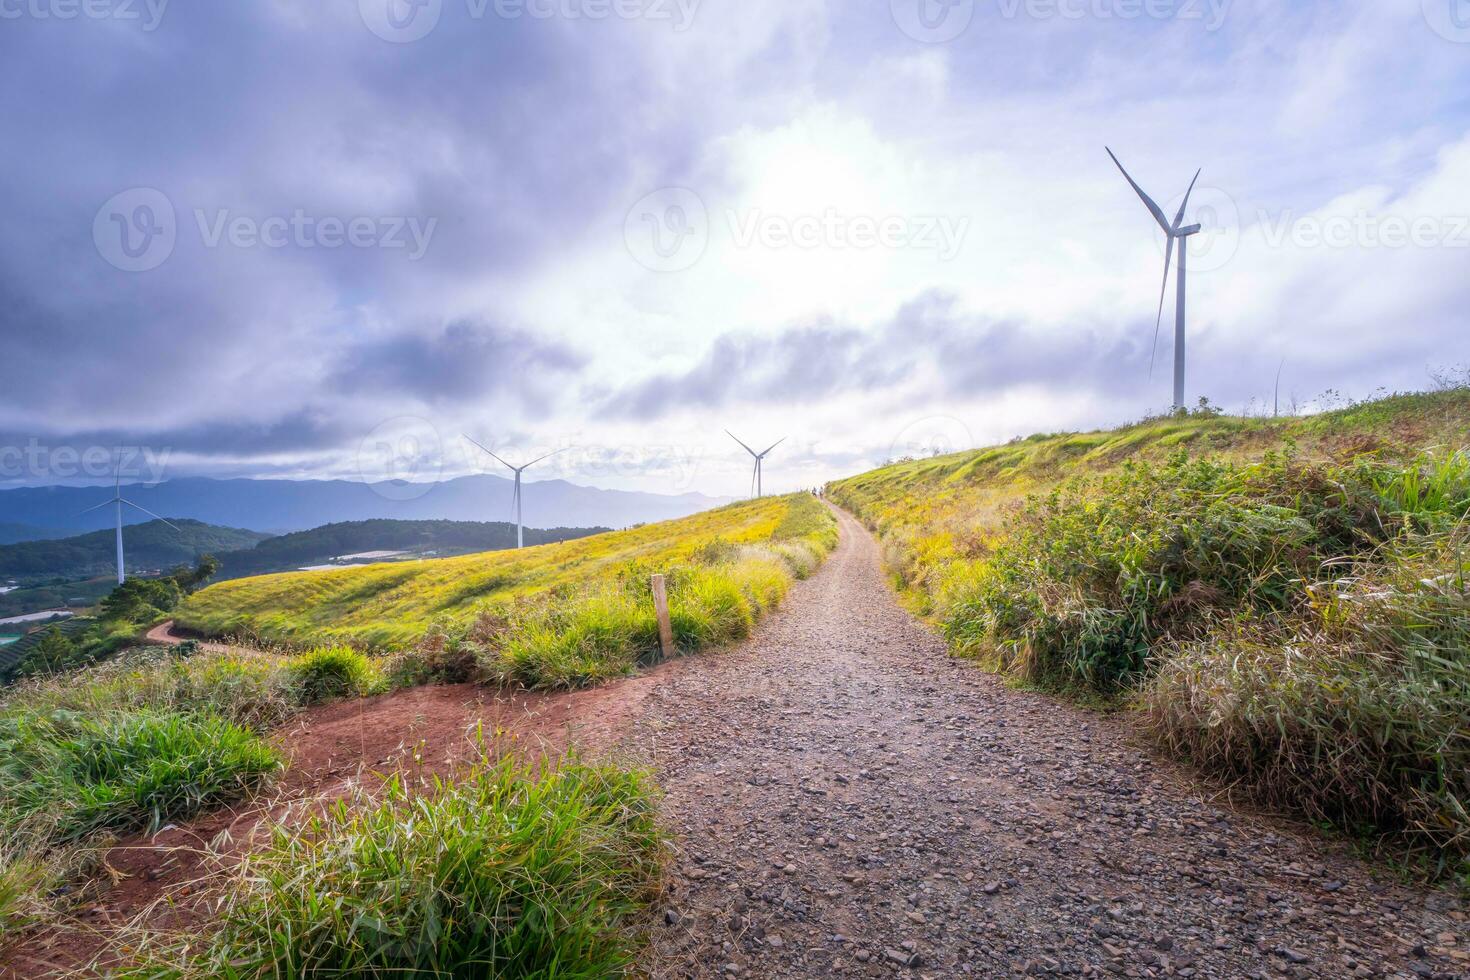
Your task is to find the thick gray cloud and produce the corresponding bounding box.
[606,292,1154,418]
[331,320,585,406]
[0,3,746,457]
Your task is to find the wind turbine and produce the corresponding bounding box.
[464,437,567,549]
[79,463,179,585]
[1107,147,1203,413]
[726,431,785,499]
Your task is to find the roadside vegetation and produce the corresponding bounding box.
[0,494,835,953]
[830,387,1470,881]
[176,494,836,654]
[0,641,384,940]
[123,753,666,979]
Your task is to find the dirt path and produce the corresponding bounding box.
[637,506,1465,979]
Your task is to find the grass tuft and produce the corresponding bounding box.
[124,752,666,979]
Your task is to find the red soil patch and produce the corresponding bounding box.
[1,672,664,978]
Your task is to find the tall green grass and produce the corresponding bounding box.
[446,536,831,690]
[0,642,393,937]
[175,496,828,650]
[377,495,837,690]
[124,753,666,979]
[831,391,1470,879]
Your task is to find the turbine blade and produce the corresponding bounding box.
[1149,236,1175,380]
[78,498,118,517]
[1172,168,1201,230]
[523,447,569,470]
[758,436,786,457]
[120,499,181,531]
[1106,147,1172,234]
[725,429,758,457]
[463,435,516,472]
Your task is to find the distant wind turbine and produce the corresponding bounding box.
[78,462,180,585]
[726,431,785,499]
[464,437,567,549]
[1107,147,1204,413]
[1274,358,1286,418]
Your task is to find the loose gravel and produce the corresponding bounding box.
[634,505,1466,979]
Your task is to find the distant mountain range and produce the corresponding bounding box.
[0,476,731,538]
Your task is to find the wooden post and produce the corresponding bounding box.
[651,574,675,660]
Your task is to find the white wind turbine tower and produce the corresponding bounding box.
[726,431,785,499]
[79,462,180,585]
[1107,147,1204,413]
[464,437,567,549]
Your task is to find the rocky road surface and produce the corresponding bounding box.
[636,505,1466,979]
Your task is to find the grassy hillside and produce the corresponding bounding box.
[831,388,1470,880]
[213,518,607,579]
[2,495,835,949]
[0,520,270,582]
[178,495,835,654]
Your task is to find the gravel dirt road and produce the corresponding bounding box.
[637,505,1466,979]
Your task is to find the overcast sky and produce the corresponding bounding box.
[2,1,1467,497]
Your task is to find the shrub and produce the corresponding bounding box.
[935,452,1467,691]
[1145,527,1470,873]
[384,628,480,688]
[287,646,384,704]
[127,754,666,978]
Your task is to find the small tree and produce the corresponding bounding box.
[19,627,77,678]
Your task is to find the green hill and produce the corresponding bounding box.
[213,519,607,580]
[831,387,1470,880]
[0,519,271,582]
[176,496,833,658]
